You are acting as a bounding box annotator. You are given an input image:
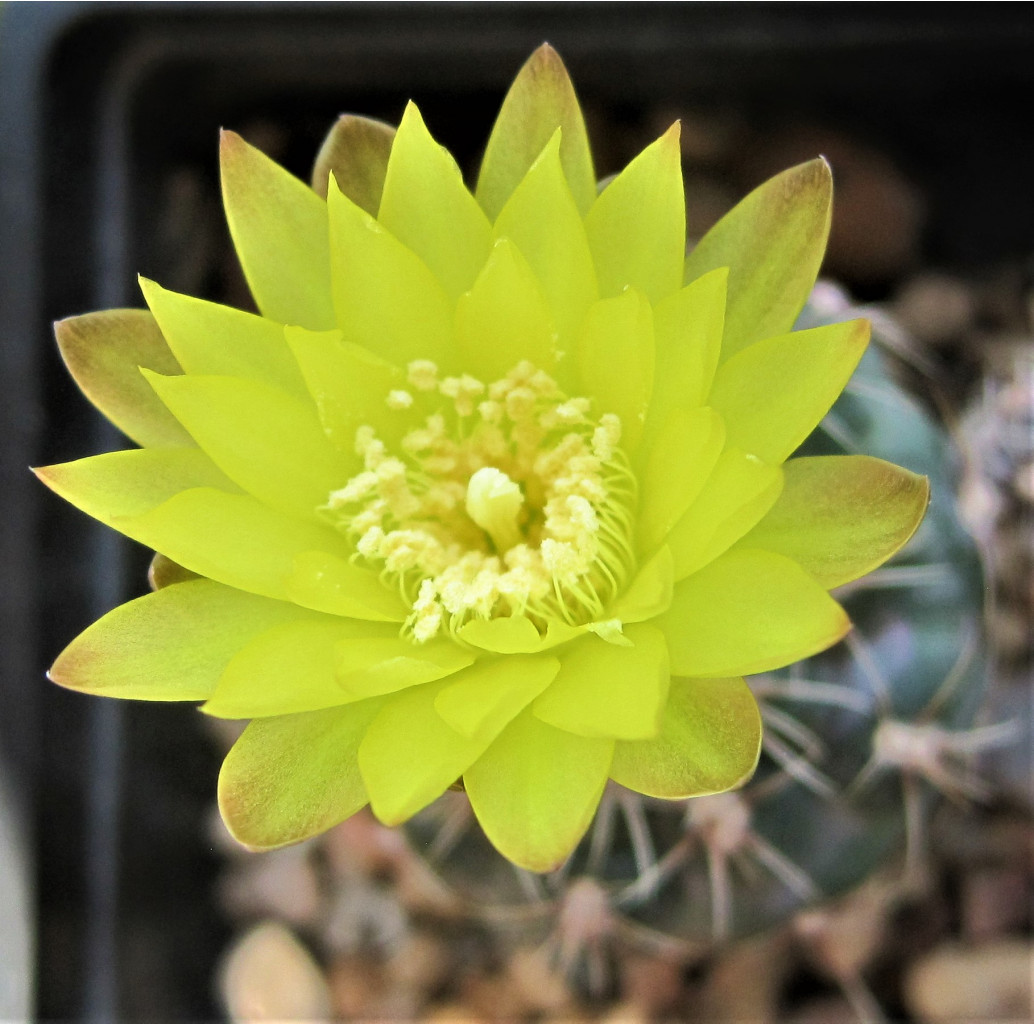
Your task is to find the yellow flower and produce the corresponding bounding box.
[37,46,928,871]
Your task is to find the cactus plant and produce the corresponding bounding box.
[35,44,999,1012]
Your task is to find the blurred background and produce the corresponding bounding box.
[1,3,1031,1020]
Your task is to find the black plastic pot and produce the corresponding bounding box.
[2,3,1031,1018]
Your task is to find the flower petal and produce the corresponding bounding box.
[285,550,406,622]
[358,678,489,825]
[122,488,352,603]
[684,158,832,361]
[577,289,654,451]
[476,44,596,220]
[708,318,869,465]
[336,638,475,701]
[667,448,784,580]
[218,700,385,849]
[610,545,674,623]
[377,102,492,299]
[220,130,334,329]
[636,407,725,555]
[49,579,301,701]
[455,238,557,381]
[464,708,613,872]
[202,617,401,718]
[311,113,396,212]
[533,624,670,740]
[54,310,191,448]
[735,455,930,588]
[139,278,306,396]
[284,327,407,457]
[610,676,761,798]
[584,123,684,303]
[34,447,236,523]
[457,616,582,654]
[327,177,455,367]
[493,131,597,355]
[434,655,560,740]
[657,548,850,677]
[647,267,727,433]
[143,370,346,519]
[148,553,198,590]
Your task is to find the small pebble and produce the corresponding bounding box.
[326,952,387,1019]
[894,273,977,346]
[505,946,575,1015]
[619,949,686,1016]
[905,940,1034,1022]
[385,929,453,999]
[595,999,650,1024]
[423,1002,488,1023]
[461,971,529,1022]
[219,921,331,1022]
[696,933,791,1022]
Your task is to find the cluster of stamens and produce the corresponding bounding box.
[323,360,637,642]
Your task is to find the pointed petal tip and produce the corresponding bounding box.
[136,274,161,305]
[804,156,834,206]
[31,463,55,486]
[524,41,566,74]
[218,130,253,173]
[798,154,833,184]
[45,663,94,696]
[824,605,853,652]
[400,99,422,124]
[218,129,263,172]
[846,315,872,349]
[47,649,89,693]
[326,168,347,203]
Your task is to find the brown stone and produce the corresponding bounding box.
[905,940,1034,1021]
[894,274,977,346]
[219,922,332,1022]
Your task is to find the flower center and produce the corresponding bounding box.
[322,360,637,642]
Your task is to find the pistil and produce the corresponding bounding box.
[465,467,525,554]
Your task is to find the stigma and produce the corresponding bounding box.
[465,467,525,554]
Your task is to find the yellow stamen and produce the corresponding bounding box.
[320,361,638,642]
